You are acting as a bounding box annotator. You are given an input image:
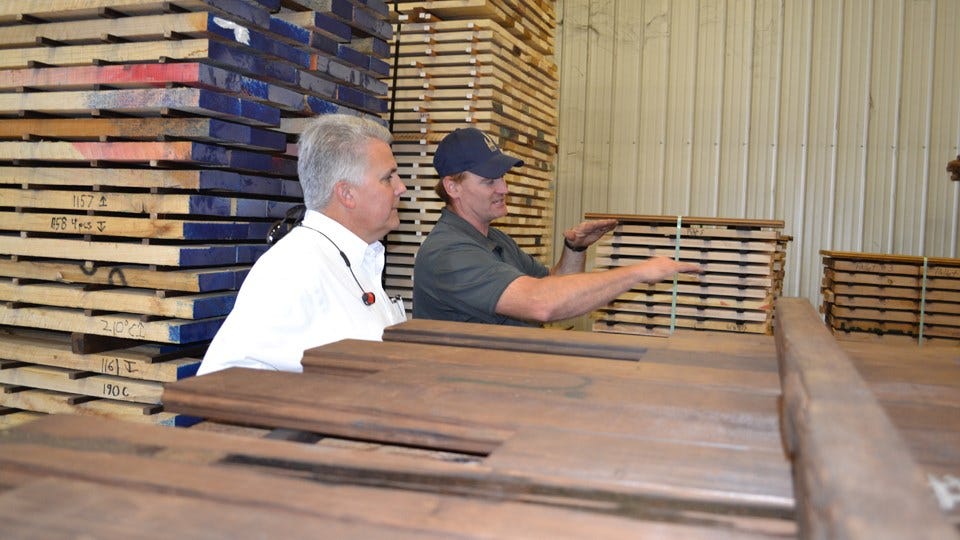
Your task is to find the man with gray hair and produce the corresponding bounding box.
[198,113,408,374]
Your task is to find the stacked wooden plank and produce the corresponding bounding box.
[588,213,790,337]
[0,0,393,425]
[3,299,955,535]
[162,317,798,536]
[821,250,960,345]
[383,2,559,311]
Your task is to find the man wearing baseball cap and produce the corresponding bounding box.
[412,127,702,326]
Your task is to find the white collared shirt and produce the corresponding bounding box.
[197,210,406,375]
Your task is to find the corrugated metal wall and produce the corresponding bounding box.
[555,0,960,310]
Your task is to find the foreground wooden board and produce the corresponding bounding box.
[0,415,792,538]
[164,364,782,452]
[774,298,956,538]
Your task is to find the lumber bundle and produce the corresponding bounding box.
[2,302,956,535]
[821,250,960,345]
[382,3,558,312]
[161,320,796,536]
[0,0,392,423]
[588,213,790,337]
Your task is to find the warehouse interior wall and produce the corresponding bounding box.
[554,0,960,312]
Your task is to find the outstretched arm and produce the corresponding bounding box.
[499,256,703,323]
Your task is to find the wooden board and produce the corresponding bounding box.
[0,327,200,382]
[0,187,299,219]
[0,211,271,241]
[302,338,781,394]
[0,140,296,176]
[0,0,272,27]
[0,364,163,404]
[0,415,794,537]
[0,304,223,344]
[0,279,238,319]
[163,362,783,454]
[0,117,287,152]
[0,166,302,196]
[0,257,249,293]
[773,297,956,537]
[0,236,267,267]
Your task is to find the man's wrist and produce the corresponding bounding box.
[564,238,587,252]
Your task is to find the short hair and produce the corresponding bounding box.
[434,171,467,205]
[296,114,392,211]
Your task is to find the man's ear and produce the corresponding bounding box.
[442,176,460,199]
[333,180,356,208]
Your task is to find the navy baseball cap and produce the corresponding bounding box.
[433,128,523,178]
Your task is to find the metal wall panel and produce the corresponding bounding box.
[555,0,960,309]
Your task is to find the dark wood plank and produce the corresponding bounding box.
[774,297,955,538]
[163,361,782,454]
[382,318,779,372]
[0,415,792,538]
[302,338,781,394]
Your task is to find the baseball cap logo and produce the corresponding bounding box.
[481,132,500,152]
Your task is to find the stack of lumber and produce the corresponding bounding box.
[2,299,955,536]
[588,213,790,337]
[383,1,559,311]
[0,0,393,425]
[821,250,960,345]
[158,314,799,537]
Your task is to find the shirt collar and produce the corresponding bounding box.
[301,210,383,266]
[439,207,498,253]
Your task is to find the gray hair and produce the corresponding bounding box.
[296,114,393,211]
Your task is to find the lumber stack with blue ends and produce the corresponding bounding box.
[0,0,393,426]
[381,5,559,314]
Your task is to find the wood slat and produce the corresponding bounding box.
[0,364,163,404]
[0,236,266,267]
[0,304,222,344]
[0,279,237,319]
[0,187,298,219]
[774,297,956,538]
[0,258,249,293]
[0,117,287,152]
[0,166,303,196]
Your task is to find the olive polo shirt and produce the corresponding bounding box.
[412,208,549,326]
